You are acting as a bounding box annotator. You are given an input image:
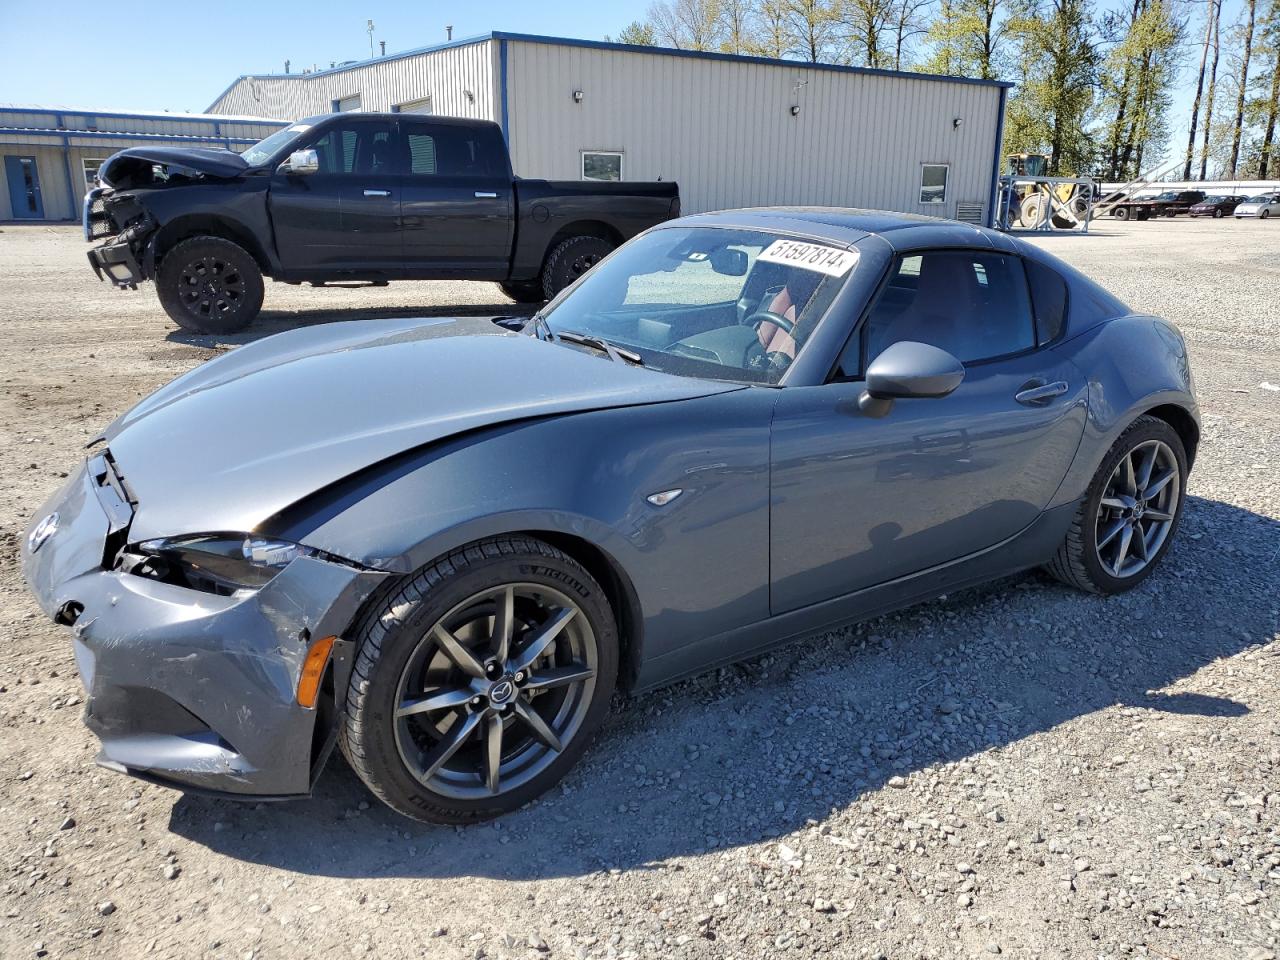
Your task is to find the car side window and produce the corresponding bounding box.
[1024,258,1069,344]
[306,122,395,176]
[861,250,1036,367]
[401,120,498,177]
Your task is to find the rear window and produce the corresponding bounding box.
[1025,258,1069,344]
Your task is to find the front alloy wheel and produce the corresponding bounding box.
[392,582,597,799]
[341,536,617,823]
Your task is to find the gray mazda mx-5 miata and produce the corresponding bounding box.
[23,208,1198,824]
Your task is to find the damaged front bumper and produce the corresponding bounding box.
[83,187,154,290]
[21,460,388,799]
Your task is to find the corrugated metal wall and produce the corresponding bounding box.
[209,41,498,122]
[0,108,283,220]
[504,39,1003,219]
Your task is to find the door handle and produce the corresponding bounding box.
[363,189,392,197]
[474,191,498,198]
[1015,380,1069,405]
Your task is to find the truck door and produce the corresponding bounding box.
[397,118,513,277]
[269,117,402,276]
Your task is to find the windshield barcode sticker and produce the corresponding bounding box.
[756,239,859,277]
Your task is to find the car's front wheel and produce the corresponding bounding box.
[1045,415,1187,595]
[156,236,264,334]
[341,536,618,824]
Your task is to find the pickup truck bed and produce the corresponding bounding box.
[85,114,679,334]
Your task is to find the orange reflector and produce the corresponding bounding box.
[297,635,336,709]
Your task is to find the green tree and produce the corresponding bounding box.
[1100,0,1183,180]
[921,0,1012,79]
[839,0,897,66]
[1229,0,1259,176]
[1004,0,1100,175]
[612,21,658,45]
[647,0,726,50]
[1258,0,1280,176]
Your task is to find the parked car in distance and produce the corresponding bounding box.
[1188,195,1248,218]
[1109,189,1206,221]
[84,114,680,333]
[24,209,1199,824]
[1234,193,1280,219]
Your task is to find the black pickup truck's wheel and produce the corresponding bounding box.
[540,236,614,300]
[156,236,264,335]
[341,536,618,824]
[499,281,546,304]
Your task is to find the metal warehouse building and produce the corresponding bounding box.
[0,108,283,221]
[209,32,1010,225]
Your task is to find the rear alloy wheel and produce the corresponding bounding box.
[156,236,264,334]
[1213,208,1224,218]
[540,235,614,300]
[341,536,618,823]
[1045,416,1187,594]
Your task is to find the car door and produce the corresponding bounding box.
[268,117,402,275]
[768,248,1088,615]
[397,118,513,277]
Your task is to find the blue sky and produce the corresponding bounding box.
[0,0,1243,169]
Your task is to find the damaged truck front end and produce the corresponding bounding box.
[83,147,252,289]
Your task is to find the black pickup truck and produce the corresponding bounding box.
[84,114,680,333]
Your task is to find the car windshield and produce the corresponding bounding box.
[536,227,854,385]
[240,121,317,166]
[1246,195,1270,203]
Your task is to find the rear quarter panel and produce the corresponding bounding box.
[1047,314,1198,509]
[509,179,679,279]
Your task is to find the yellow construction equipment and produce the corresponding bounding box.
[1006,153,1090,228]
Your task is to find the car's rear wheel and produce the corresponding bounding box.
[156,236,263,334]
[1213,208,1224,218]
[1262,209,1271,220]
[1045,415,1187,595]
[498,280,546,304]
[341,536,618,824]
[1113,206,1130,221]
[540,236,614,300]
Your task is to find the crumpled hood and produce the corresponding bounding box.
[100,146,249,185]
[104,317,739,542]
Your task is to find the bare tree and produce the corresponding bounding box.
[718,0,755,52]
[1183,0,1215,179]
[1228,0,1258,176]
[1261,1,1280,177]
[839,0,898,66]
[1199,0,1221,180]
[648,0,726,50]
[783,0,842,61]
[889,0,935,68]
[748,0,795,56]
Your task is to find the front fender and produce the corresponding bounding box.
[1048,315,1199,509]
[262,390,778,670]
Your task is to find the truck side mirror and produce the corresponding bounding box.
[280,149,319,175]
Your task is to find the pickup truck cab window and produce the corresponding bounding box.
[308,121,395,175]
[401,119,502,178]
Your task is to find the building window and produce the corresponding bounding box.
[81,158,110,191]
[396,97,433,115]
[582,151,623,182]
[334,94,362,113]
[920,164,948,204]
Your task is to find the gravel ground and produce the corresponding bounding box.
[0,219,1277,960]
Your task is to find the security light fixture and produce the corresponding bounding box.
[790,105,801,117]
[573,90,585,104]
[953,117,963,129]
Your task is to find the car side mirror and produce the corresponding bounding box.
[280,149,319,175]
[859,341,965,416]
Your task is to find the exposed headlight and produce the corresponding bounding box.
[134,534,313,592]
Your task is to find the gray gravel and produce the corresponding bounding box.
[0,219,1277,959]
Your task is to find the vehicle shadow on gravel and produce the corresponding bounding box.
[164,302,537,349]
[168,494,1275,880]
